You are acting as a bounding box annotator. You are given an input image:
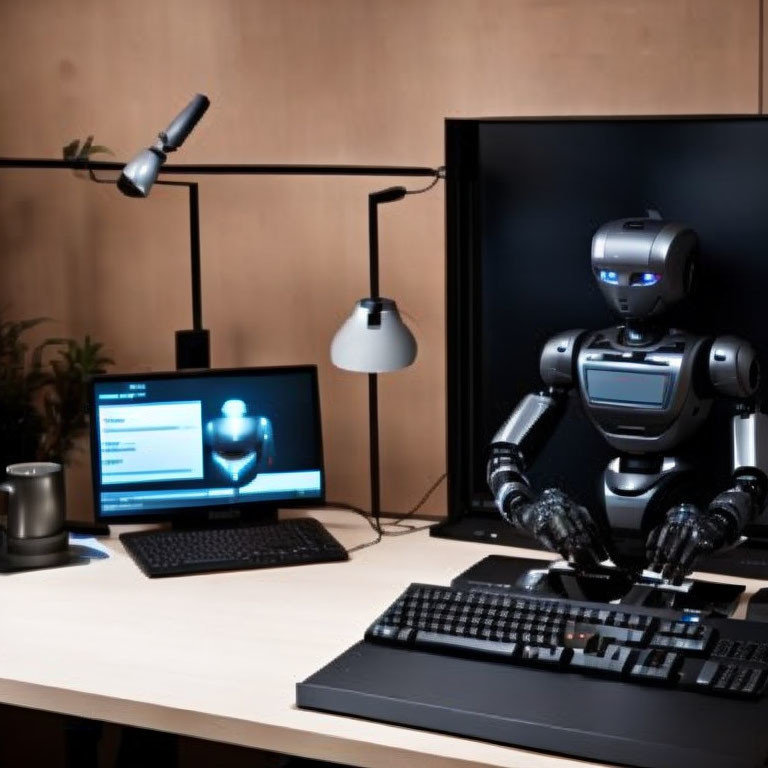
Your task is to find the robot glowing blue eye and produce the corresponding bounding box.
[599,270,619,285]
[630,272,661,286]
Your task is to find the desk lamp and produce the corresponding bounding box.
[118,94,211,369]
[330,186,417,531]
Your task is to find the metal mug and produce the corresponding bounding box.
[0,462,66,540]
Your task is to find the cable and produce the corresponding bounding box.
[346,528,382,554]
[404,166,444,196]
[388,472,445,527]
[328,472,447,554]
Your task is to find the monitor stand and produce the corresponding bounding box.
[170,504,279,529]
[451,555,744,617]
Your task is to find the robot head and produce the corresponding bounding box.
[591,215,698,320]
[205,400,273,485]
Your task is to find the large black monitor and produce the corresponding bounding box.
[434,116,768,574]
[89,366,324,525]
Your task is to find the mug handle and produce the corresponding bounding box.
[0,482,10,533]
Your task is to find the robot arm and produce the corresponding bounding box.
[647,337,767,582]
[487,331,608,567]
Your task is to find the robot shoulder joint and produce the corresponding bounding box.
[540,329,585,388]
[709,335,760,400]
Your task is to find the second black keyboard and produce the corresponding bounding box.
[120,517,348,577]
[365,583,768,699]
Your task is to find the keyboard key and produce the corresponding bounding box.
[563,622,601,651]
[570,644,634,676]
[414,631,518,659]
[520,645,571,666]
[695,660,720,688]
[650,627,716,655]
[629,649,682,683]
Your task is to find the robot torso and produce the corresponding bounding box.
[575,327,710,454]
[540,326,759,457]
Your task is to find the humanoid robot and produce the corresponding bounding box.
[205,399,274,486]
[487,213,768,584]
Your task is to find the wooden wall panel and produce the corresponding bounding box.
[0,0,760,521]
[763,0,768,112]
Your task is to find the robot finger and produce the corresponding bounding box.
[660,561,685,585]
[647,522,680,573]
[571,503,610,553]
[676,535,702,571]
[541,508,573,546]
[566,508,601,540]
[561,523,607,567]
[662,548,700,585]
[660,526,696,581]
[645,525,662,559]
[540,518,585,563]
[536,530,562,556]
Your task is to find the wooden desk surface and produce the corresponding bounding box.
[0,509,763,768]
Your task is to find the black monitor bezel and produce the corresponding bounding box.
[443,113,768,529]
[88,365,325,525]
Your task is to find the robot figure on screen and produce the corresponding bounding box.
[206,399,274,487]
[487,212,768,583]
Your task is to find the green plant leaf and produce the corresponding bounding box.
[62,139,81,160]
[87,145,114,157]
[61,136,114,162]
[0,316,112,465]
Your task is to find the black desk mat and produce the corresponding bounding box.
[298,638,768,768]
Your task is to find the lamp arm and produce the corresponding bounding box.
[368,187,407,300]
[0,158,440,177]
[153,180,202,332]
[159,94,211,152]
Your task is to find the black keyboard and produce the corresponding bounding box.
[120,517,348,577]
[365,583,768,699]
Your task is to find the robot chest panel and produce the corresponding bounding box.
[575,328,711,453]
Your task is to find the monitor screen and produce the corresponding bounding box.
[89,366,324,523]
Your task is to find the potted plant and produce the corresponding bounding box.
[0,317,113,476]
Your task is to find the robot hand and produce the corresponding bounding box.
[514,488,609,570]
[646,503,732,584]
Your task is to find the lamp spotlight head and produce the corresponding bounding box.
[117,93,210,198]
[117,147,164,198]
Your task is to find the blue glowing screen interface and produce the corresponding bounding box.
[91,368,323,519]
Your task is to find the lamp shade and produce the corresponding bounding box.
[331,298,417,373]
[117,147,164,198]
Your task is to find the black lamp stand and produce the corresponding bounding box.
[154,179,209,369]
[366,187,407,527]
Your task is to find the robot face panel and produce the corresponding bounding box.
[591,217,698,320]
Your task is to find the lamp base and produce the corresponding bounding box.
[175,329,210,370]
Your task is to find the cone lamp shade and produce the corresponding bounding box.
[331,299,417,373]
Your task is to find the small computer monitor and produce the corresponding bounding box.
[89,366,324,524]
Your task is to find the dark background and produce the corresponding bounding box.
[465,118,768,529]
